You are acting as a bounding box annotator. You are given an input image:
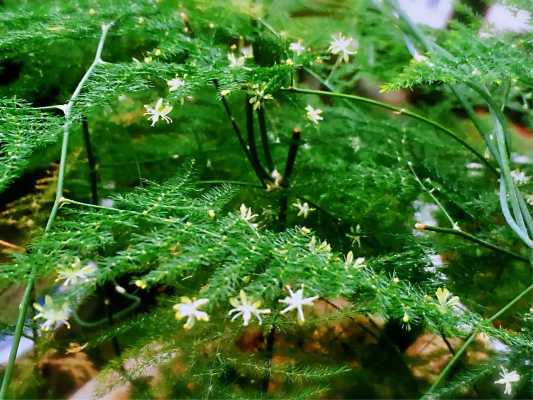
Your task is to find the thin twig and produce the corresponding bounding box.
[415,223,529,263]
[408,162,458,229]
[279,128,301,228]
[245,97,269,181]
[213,80,267,187]
[0,240,25,252]
[81,116,99,205]
[257,107,274,172]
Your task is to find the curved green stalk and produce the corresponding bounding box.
[282,87,497,175]
[415,223,529,263]
[0,22,114,399]
[424,282,533,398]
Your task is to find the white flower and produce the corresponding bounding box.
[344,250,366,269]
[435,287,460,312]
[308,236,331,254]
[56,258,97,286]
[144,98,173,127]
[305,105,323,125]
[239,203,257,223]
[173,297,209,329]
[289,40,305,55]
[266,169,283,192]
[228,290,271,326]
[167,76,185,92]
[328,33,357,63]
[228,52,245,68]
[33,295,71,331]
[248,83,273,111]
[525,194,533,206]
[511,169,530,186]
[279,285,318,324]
[292,199,315,218]
[495,366,520,396]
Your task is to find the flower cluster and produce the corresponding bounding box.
[173,286,318,329]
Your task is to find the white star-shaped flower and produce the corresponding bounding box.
[228,290,271,326]
[292,199,315,218]
[239,203,257,223]
[305,105,323,125]
[328,33,357,63]
[228,52,245,68]
[308,236,331,254]
[248,83,273,111]
[344,251,365,269]
[167,76,185,92]
[511,169,530,186]
[33,295,71,331]
[279,285,318,324]
[173,297,209,330]
[495,366,520,396]
[435,287,460,312]
[144,98,173,127]
[289,40,305,55]
[56,258,97,287]
[525,193,533,206]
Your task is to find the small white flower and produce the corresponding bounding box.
[435,287,460,312]
[279,285,318,324]
[173,296,209,329]
[228,52,245,68]
[33,295,71,331]
[144,98,173,127]
[305,105,323,125]
[239,203,257,223]
[350,136,362,152]
[228,290,271,326]
[248,83,273,111]
[525,194,533,206]
[328,33,357,63]
[292,199,315,218]
[344,250,365,269]
[511,169,530,186]
[495,366,520,396]
[289,40,305,55]
[308,236,331,254]
[56,258,97,286]
[167,76,185,92]
[266,169,283,192]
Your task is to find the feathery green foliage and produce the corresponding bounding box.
[0,0,532,399]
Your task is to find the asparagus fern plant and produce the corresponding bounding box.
[0,0,532,399]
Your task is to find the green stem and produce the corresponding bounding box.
[424,282,533,397]
[408,162,458,229]
[0,22,113,399]
[415,223,529,263]
[283,87,497,175]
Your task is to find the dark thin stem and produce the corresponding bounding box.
[283,87,498,175]
[415,223,529,263]
[245,97,269,181]
[81,116,99,205]
[81,116,122,356]
[279,128,301,228]
[261,327,276,393]
[282,128,301,188]
[213,80,266,187]
[257,107,274,172]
